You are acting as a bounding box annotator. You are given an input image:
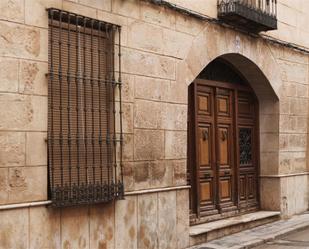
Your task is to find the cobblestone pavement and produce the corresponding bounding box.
[253,228,309,249]
[190,212,309,249]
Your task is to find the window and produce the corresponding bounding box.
[47,8,124,207]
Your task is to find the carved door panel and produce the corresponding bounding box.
[215,88,236,210]
[237,91,259,210]
[195,84,219,216]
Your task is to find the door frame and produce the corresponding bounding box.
[188,78,260,224]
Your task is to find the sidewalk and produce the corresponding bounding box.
[189,212,309,249]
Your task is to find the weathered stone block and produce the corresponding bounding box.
[122,48,176,80]
[158,191,177,249]
[134,99,162,129]
[162,103,187,130]
[134,76,170,102]
[128,20,163,53]
[0,132,25,167]
[0,208,28,249]
[165,131,187,159]
[29,207,61,249]
[123,162,134,191]
[137,193,158,249]
[19,60,48,96]
[25,0,61,28]
[61,206,89,249]
[112,0,140,19]
[0,94,47,131]
[0,168,9,204]
[175,13,204,35]
[0,21,47,61]
[26,132,47,166]
[163,29,193,59]
[260,178,281,211]
[150,160,173,188]
[120,73,134,103]
[115,196,137,249]
[134,161,150,190]
[134,129,164,161]
[90,203,115,249]
[79,0,111,11]
[176,189,190,249]
[0,0,24,23]
[140,1,176,28]
[260,152,279,175]
[62,0,97,18]
[168,160,187,186]
[116,102,133,133]
[260,133,278,153]
[0,57,19,93]
[8,166,47,203]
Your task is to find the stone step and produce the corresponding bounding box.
[189,211,281,247]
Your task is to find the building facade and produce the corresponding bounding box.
[0,0,309,248]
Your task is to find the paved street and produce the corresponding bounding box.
[253,228,309,249]
[190,213,309,249]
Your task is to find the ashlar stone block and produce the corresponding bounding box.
[134,99,162,129]
[90,203,115,249]
[122,48,176,80]
[0,21,47,61]
[0,57,19,93]
[165,131,187,159]
[0,168,9,204]
[161,103,187,130]
[0,0,24,23]
[26,132,47,166]
[0,208,28,249]
[176,189,190,249]
[0,132,25,167]
[134,129,164,161]
[0,94,47,131]
[8,166,47,203]
[19,60,48,96]
[61,206,89,249]
[112,0,140,19]
[137,193,158,249]
[29,207,61,249]
[134,75,170,102]
[140,1,176,29]
[25,0,62,28]
[158,191,177,249]
[127,20,163,53]
[115,196,137,249]
[79,0,111,11]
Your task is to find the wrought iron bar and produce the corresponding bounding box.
[47,8,124,207]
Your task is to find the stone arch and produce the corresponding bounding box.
[180,24,282,211]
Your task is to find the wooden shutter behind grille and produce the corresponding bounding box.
[48,9,124,207]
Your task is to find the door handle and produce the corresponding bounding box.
[221,130,228,141]
[202,130,209,141]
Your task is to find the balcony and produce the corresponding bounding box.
[218,0,277,32]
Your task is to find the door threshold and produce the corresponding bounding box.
[189,211,280,246]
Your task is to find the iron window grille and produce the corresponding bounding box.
[47,8,124,207]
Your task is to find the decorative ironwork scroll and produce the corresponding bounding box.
[239,128,252,165]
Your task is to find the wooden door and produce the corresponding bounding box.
[188,79,259,222]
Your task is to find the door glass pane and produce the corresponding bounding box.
[239,128,252,165]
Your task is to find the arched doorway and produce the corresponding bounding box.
[188,58,260,224]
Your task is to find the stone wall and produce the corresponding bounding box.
[0,0,308,249]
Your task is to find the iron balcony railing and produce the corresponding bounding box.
[218,0,277,32]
